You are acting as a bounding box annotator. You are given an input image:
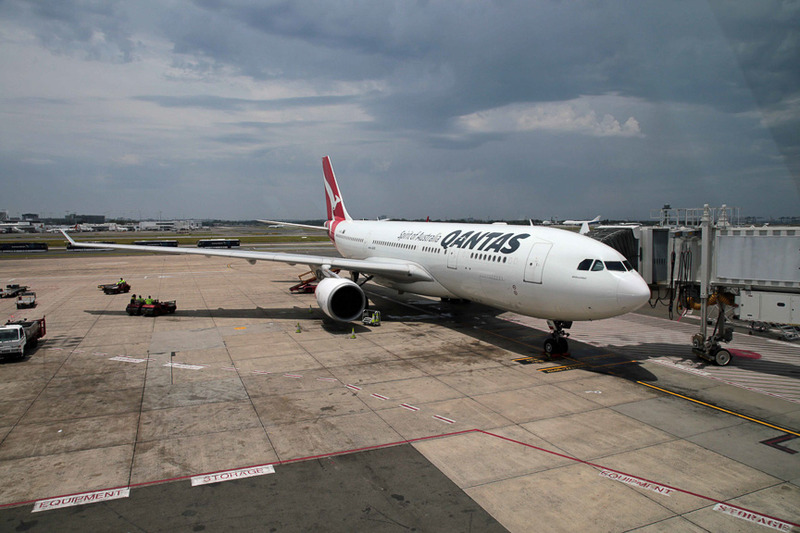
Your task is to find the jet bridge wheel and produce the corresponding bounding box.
[713,348,731,366]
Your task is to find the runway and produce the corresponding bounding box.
[0,253,798,531]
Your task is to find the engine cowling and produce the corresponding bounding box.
[315,277,366,322]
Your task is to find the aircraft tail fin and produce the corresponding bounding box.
[322,156,352,222]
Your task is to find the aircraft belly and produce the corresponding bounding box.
[372,276,458,299]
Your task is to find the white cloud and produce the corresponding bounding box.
[456,99,642,137]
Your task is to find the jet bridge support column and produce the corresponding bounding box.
[700,204,710,342]
[691,204,733,366]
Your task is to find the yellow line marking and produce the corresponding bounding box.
[637,381,800,438]
[539,363,587,373]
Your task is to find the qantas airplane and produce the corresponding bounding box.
[63,157,650,355]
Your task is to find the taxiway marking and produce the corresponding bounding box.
[637,381,800,437]
[14,429,799,528]
[599,470,674,496]
[714,503,793,531]
[191,465,275,487]
[33,488,130,513]
[760,434,798,454]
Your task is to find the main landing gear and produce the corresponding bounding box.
[543,320,572,358]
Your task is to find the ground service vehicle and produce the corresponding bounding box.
[126,299,177,316]
[362,310,381,326]
[197,239,240,248]
[0,317,46,360]
[0,284,29,298]
[16,291,36,309]
[99,282,131,294]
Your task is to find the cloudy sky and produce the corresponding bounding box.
[0,1,798,222]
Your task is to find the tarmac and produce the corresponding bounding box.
[0,252,799,532]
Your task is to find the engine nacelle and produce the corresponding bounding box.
[315,277,367,322]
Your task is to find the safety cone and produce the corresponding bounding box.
[350,327,356,339]
[296,323,301,333]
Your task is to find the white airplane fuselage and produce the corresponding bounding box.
[328,219,649,321]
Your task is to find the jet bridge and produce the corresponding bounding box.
[591,205,800,364]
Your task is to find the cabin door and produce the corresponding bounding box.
[523,242,552,283]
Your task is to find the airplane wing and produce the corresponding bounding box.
[61,230,433,282]
[257,219,328,230]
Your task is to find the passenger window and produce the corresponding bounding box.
[605,261,626,271]
[591,260,605,271]
[577,259,593,271]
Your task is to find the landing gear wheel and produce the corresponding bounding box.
[543,338,557,359]
[713,348,731,366]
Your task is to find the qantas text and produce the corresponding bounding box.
[440,230,530,254]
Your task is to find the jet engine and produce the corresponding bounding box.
[315,277,367,322]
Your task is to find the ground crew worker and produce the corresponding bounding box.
[130,294,137,304]
[118,277,126,286]
[145,295,153,304]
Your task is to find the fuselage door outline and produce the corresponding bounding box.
[523,242,552,283]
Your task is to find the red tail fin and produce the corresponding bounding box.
[322,156,351,221]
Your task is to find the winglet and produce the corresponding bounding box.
[322,156,352,222]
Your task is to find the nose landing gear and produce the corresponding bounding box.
[543,320,572,359]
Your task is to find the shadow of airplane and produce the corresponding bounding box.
[82,306,372,333]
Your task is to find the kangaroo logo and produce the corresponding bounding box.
[324,178,343,219]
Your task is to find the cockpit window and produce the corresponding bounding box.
[577,259,593,271]
[605,261,626,271]
[623,260,633,271]
[591,260,605,271]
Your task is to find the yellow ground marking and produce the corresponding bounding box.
[637,381,800,438]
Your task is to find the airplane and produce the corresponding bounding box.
[562,215,602,226]
[562,215,602,235]
[0,222,38,233]
[63,156,651,355]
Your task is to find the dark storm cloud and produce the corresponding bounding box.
[177,1,771,130]
[708,1,800,182]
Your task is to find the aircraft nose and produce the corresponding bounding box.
[617,275,651,312]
